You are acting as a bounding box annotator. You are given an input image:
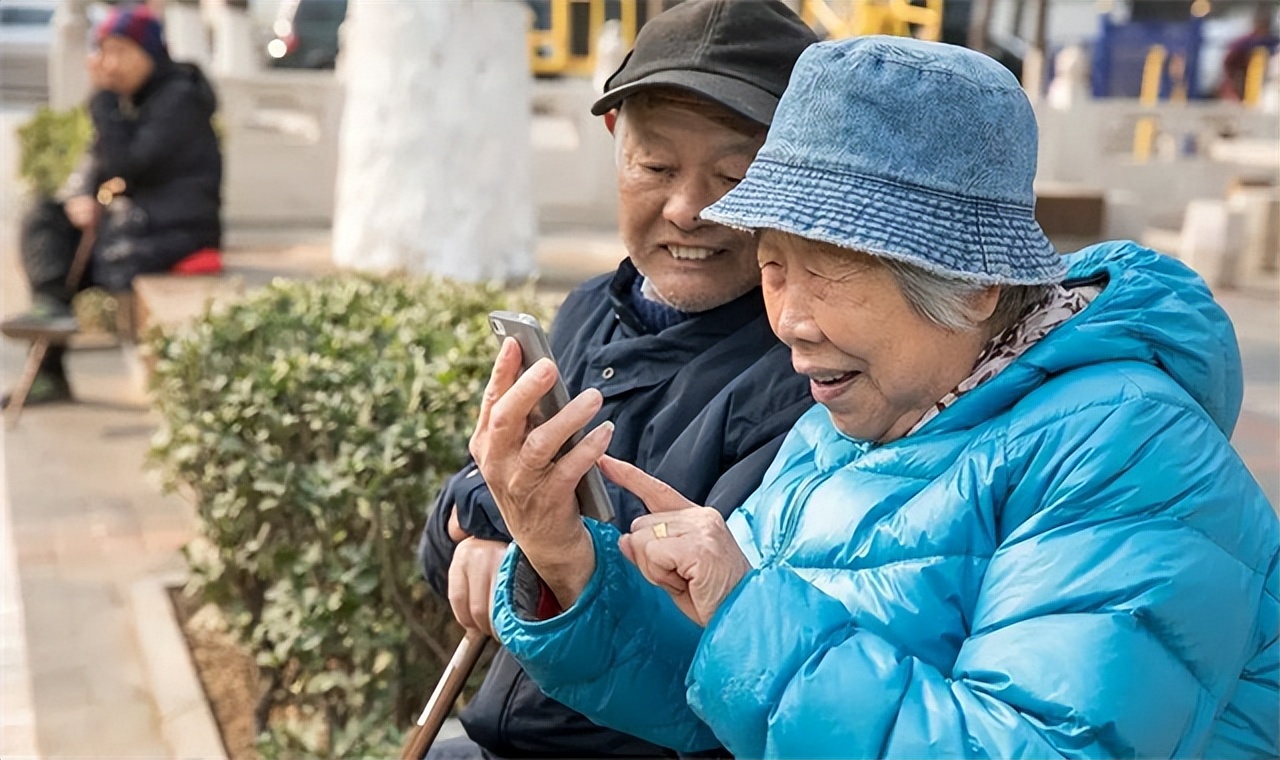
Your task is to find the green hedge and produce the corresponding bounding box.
[148,274,550,757]
[17,106,92,198]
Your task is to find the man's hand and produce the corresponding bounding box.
[64,195,100,231]
[86,51,109,91]
[469,338,613,609]
[446,503,468,544]
[601,456,752,627]
[447,538,509,637]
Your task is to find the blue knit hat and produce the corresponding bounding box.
[702,36,1065,285]
[96,4,169,63]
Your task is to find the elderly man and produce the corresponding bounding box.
[1,5,221,408]
[417,2,816,757]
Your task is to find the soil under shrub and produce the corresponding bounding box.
[169,587,261,760]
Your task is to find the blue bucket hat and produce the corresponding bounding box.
[702,36,1065,285]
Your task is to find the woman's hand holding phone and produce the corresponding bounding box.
[468,338,614,609]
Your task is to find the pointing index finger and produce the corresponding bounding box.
[598,455,697,514]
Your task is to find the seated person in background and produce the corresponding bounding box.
[416,2,817,758]
[2,5,221,408]
[477,36,1280,759]
[1219,3,1278,101]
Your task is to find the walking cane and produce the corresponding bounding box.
[400,630,490,760]
[6,229,96,426]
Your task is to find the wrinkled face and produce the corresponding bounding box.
[614,99,765,312]
[94,36,154,96]
[758,231,995,443]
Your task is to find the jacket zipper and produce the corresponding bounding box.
[769,439,876,561]
[770,468,830,561]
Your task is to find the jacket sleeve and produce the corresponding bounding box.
[449,464,513,542]
[492,519,722,752]
[417,463,516,598]
[417,480,458,600]
[687,395,1279,759]
[88,84,208,188]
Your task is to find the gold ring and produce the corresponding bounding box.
[652,522,668,539]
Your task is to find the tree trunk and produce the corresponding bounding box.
[211,2,258,76]
[163,2,211,68]
[332,0,535,282]
[48,0,91,109]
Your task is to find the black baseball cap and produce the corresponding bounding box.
[591,0,818,125]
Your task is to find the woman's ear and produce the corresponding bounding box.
[972,285,1001,324]
[604,110,618,135]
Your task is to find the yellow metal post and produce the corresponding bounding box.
[803,0,855,38]
[528,0,641,78]
[888,0,943,41]
[1133,44,1167,163]
[1243,47,1270,106]
[620,0,637,46]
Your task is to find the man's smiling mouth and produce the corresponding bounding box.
[667,245,719,261]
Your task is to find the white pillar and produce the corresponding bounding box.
[332,0,535,281]
[48,0,92,109]
[163,1,211,68]
[211,3,259,75]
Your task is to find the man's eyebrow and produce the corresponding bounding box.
[709,137,763,162]
[624,122,675,150]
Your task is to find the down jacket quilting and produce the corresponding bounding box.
[493,241,1279,759]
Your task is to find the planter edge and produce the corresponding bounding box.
[129,572,229,760]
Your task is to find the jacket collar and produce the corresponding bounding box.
[128,59,176,107]
[607,258,767,338]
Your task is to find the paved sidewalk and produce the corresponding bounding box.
[2,214,183,756]
[2,103,176,758]
[1,434,39,759]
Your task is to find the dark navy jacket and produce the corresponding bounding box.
[64,62,222,291]
[418,259,812,758]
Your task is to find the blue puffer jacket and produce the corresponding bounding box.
[493,241,1280,759]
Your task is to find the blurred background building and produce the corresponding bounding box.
[2,0,1275,286]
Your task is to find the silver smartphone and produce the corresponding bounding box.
[488,311,615,524]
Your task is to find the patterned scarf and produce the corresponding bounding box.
[908,284,1099,435]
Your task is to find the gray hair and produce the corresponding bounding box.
[878,256,1055,336]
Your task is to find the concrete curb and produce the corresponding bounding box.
[0,426,41,760]
[129,572,228,760]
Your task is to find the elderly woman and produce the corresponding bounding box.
[469,37,1279,759]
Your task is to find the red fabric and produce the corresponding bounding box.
[535,579,564,620]
[170,248,222,275]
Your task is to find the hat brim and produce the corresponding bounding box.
[590,70,779,125]
[702,158,1065,286]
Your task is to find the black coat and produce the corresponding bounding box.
[67,62,221,290]
[418,260,812,758]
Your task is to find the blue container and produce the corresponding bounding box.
[1091,16,1204,98]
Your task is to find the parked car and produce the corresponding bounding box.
[0,0,56,102]
[265,0,346,69]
